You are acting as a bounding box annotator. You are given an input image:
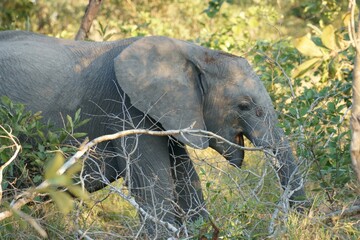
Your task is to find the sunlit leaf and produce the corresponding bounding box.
[321,25,338,51]
[65,161,83,177]
[67,185,89,200]
[293,36,323,57]
[103,34,114,41]
[342,12,351,27]
[291,58,322,78]
[47,175,72,187]
[49,190,74,214]
[44,153,64,179]
[66,115,73,129]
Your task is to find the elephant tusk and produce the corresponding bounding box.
[230,133,244,167]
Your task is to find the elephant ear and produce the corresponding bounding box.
[114,36,208,149]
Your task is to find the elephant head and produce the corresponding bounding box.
[114,36,306,201]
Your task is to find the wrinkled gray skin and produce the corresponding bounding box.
[0,31,305,237]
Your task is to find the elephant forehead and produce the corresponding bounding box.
[216,84,252,98]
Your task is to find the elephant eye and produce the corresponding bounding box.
[238,101,251,111]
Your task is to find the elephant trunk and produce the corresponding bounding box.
[250,127,306,203]
[209,132,245,167]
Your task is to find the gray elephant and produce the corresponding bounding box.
[0,31,305,237]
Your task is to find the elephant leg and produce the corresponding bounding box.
[169,141,207,224]
[116,134,177,238]
[81,140,126,192]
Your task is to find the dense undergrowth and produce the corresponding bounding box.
[0,0,359,239]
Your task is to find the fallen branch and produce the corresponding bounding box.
[0,193,34,221]
[321,205,360,223]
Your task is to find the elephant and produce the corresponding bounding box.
[0,30,306,237]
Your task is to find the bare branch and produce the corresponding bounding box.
[0,193,34,221]
[0,126,267,229]
[47,127,270,186]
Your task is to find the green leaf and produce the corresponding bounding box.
[38,144,45,152]
[48,131,58,144]
[47,175,72,187]
[65,161,83,177]
[328,56,338,78]
[49,190,74,214]
[37,130,46,142]
[327,102,335,112]
[292,58,322,78]
[299,107,308,117]
[289,108,297,117]
[67,185,89,200]
[66,115,73,129]
[342,12,351,27]
[72,132,87,138]
[33,175,43,184]
[293,36,323,57]
[44,153,64,179]
[103,34,114,41]
[77,118,90,128]
[74,108,81,122]
[321,25,338,51]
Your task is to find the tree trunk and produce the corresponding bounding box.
[351,63,360,181]
[350,2,360,182]
[75,0,103,41]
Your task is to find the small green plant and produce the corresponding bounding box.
[97,21,114,41]
[0,96,89,197]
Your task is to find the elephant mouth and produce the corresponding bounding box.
[232,133,245,167]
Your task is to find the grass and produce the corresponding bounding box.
[0,148,359,239]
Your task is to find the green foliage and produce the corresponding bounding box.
[290,0,348,26]
[0,96,89,196]
[250,22,354,201]
[0,0,35,30]
[204,0,234,18]
[291,24,353,192]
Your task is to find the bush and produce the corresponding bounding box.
[0,96,89,197]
